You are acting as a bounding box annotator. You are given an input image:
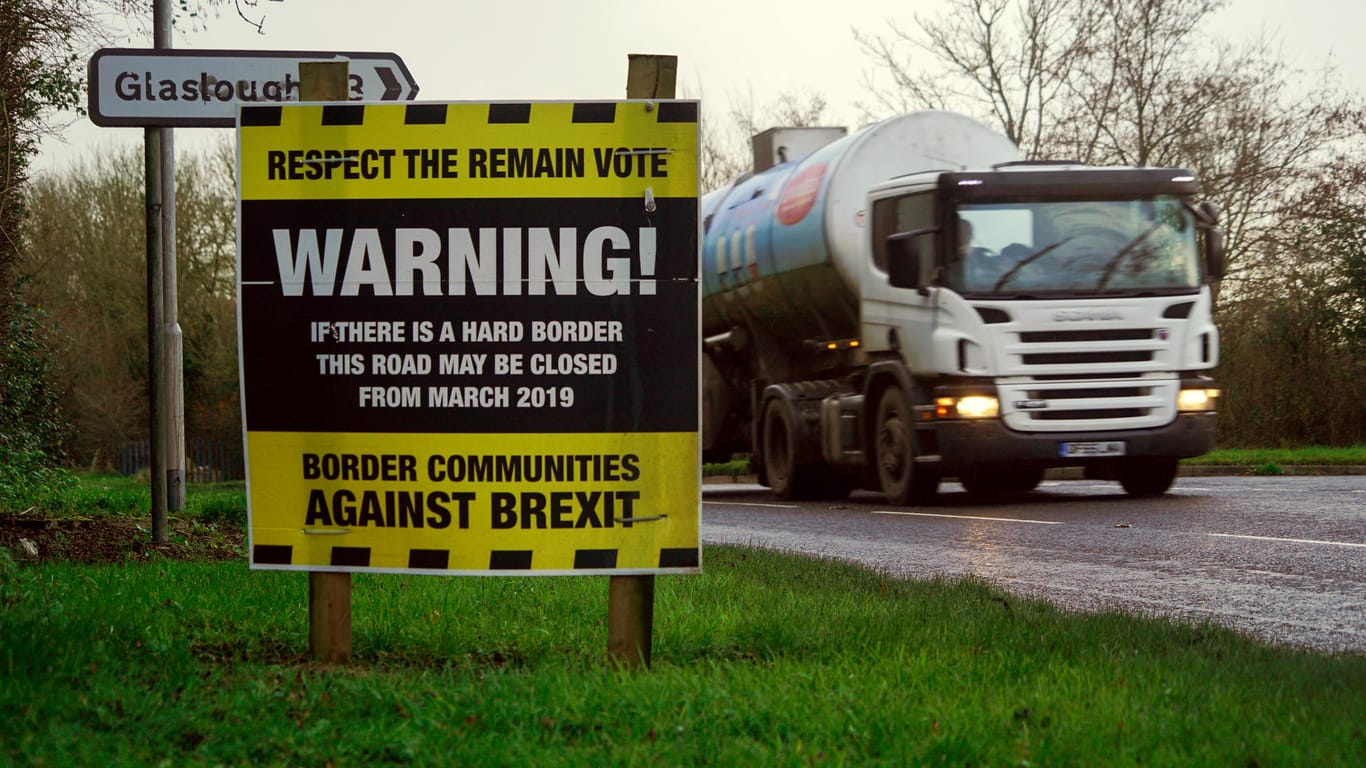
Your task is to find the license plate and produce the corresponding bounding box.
[1059,441,1126,458]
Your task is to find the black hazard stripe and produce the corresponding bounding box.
[659,548,700,568]
[655,101,698,123]
[572,103,616,123]
[488,103,531,124]
[409,549,450,569]
[242,100,698,128]
[251,546,697,571]
[573,549,619,569]
[330,546,371,567]
[489,550,533,570]
[404,104,447,125]
[253,543,293,564]
[321,104,364,126]
[240,105,283,127]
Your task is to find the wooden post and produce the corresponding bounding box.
[300,61,353,664]
[625,54,678,100]
[607,54,678,669]
[299,61,350,102]
[309,569,352,663]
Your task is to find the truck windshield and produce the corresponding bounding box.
[948,196,1201,296]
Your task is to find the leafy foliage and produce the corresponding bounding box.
[21,143,241,467]
[0,284,77,508]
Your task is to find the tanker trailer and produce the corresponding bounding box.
[701,111,1224,503]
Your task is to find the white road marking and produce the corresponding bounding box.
[1208,533,1366,548]
[873,510,1063,525]
[702,501,800,510]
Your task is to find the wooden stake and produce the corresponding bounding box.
[608,572,655,667]
[309,571,352,663]
[607,54,678,669]
[300,60,354,665]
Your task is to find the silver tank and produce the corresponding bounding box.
[700,111,1020,348]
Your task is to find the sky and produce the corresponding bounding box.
[34,0,1366,173]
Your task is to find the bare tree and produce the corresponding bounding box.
[697,88,831,193]
[856,0,1094,157]
[856,0,1366,446]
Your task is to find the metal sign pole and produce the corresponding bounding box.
[145,0,174,545]
[157,0,185,521]
[143,122,167,543]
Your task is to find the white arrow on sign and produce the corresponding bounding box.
[88,48,420,128]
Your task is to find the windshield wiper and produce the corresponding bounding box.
[1095,223,1162,291]
[991,237,1074,292]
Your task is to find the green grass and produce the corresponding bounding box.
[0,472,247,522]
[1192,444,1366,466]
[702,457,752,478]
[1,546,1362,766]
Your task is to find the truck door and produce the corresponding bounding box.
[862,191,940,370]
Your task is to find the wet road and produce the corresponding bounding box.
[701,475,1366,653]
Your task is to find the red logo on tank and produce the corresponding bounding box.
[776,162,827,225]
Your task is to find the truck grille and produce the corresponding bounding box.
[1019,329,1153,343]
[1000,324,1174,377]
[999,377,1178,432]
[1021,350,1152,365]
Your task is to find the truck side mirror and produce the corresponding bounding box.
[886,229,934,292]
[1205,227,1226,280]
[1199,200,1220,225]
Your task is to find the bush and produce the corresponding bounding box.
[0,285,75,510]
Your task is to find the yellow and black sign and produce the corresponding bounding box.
[237,101,700,575]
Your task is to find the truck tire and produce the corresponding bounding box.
[761,398,850,501]
[1118,458,1179,497]
[761,398,804,500]
[874,386,938,505]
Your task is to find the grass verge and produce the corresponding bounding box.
[0,472,247,523]
[1190,444,1366,466]
[1,546,1362,766]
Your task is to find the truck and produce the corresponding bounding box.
[701,111,1224,503]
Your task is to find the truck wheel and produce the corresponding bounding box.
[1118,458,1179,497]
[875,386,938,505]
[761,398,803,500]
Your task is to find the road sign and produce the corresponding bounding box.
[236,100,701,575]
[88,48,419,127]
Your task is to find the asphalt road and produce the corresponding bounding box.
[701,475,1366,654]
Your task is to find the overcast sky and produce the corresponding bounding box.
[35,0,1366,173]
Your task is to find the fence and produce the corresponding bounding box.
[118,437,245,483]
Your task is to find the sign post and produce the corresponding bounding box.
[608,54,680,668]
[236,91,701,663]
[298,61,354,664]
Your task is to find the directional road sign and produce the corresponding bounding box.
[88,48,419,127]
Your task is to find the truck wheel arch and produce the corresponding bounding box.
[863,362,938,505]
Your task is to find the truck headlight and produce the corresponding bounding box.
[1177,387,1220,412]
[937,395,1000,419]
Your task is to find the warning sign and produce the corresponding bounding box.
[237,101,700,575]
